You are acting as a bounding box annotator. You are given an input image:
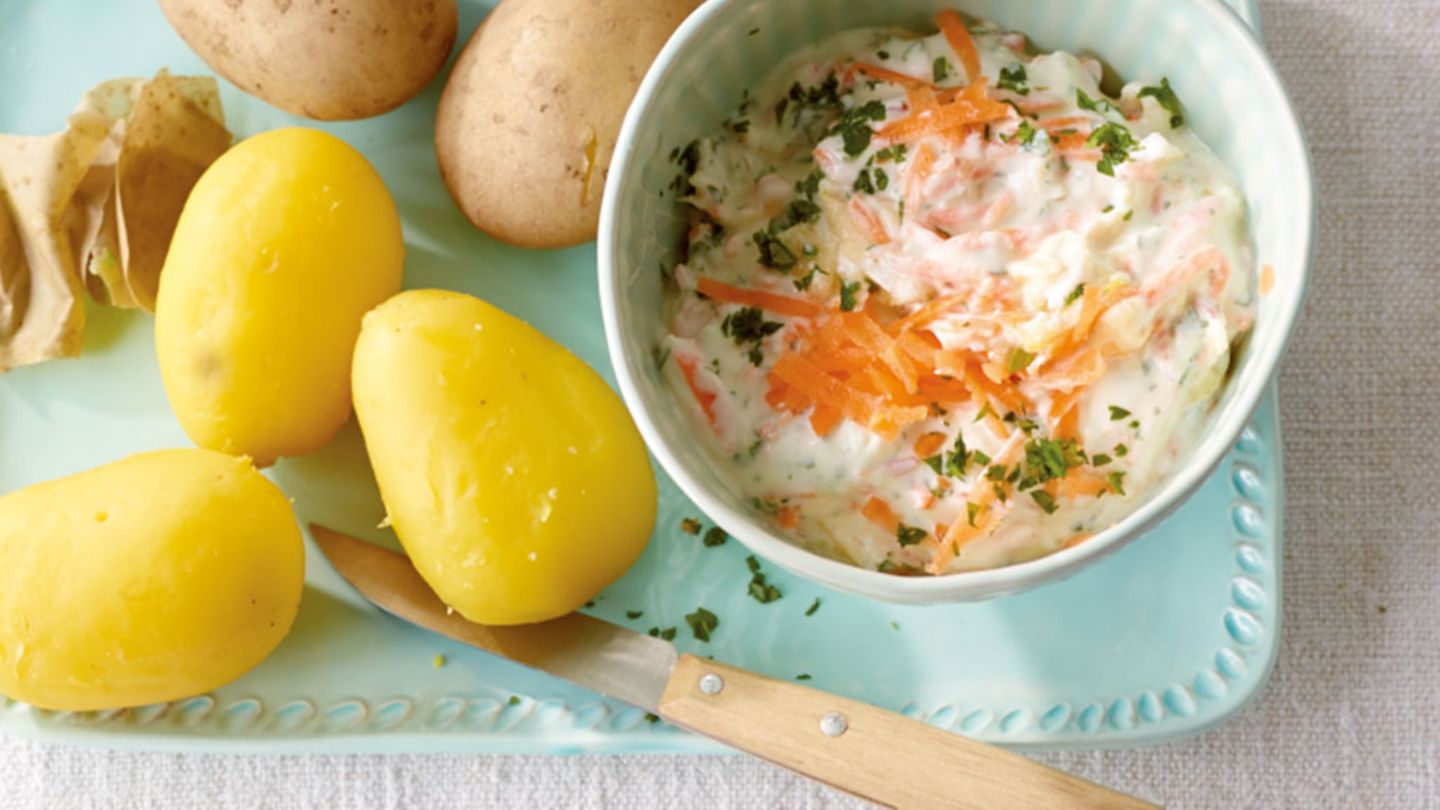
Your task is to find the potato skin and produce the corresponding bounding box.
[353,289,656,625]
[435,0,700,248]
[0,449,304,711]
[156,128,404,466]
[159,0,457,120]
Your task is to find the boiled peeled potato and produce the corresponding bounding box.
[353,289,656,625]
[0,449,304,711]
[159,0,457,120]
[436,0,700,248]
[156,127,404,466]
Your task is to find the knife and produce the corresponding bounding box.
[312,524,1159,810]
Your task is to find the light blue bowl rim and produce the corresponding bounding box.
[599,0,1313,602]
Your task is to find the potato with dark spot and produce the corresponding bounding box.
[436,0,700,248]
[159,0,457,121]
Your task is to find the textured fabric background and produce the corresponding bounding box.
[3,0,1438,807]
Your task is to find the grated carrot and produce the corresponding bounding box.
[697,276,822,319]
[861,496,900,532]
[935,9,981,83]
[777,505,801,528]
[1259,264,1275,295]
[850,62,930,88]
[913,431,948,458]
[848,197,891,245]
[676,355,718,425]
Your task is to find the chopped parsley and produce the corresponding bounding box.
[625,610,644,620]
[839,280,861,311]
[746,554,761,574]
[1091,453,1113,467]
[997,64,1029,95]
[974,403,995,422]
[730,119,750,134]
[805,597,822,617]
[777,74,842,128]
[1064,283,1086,306]
[1114,443,1130,457]
[1138,77,1185,128]
[967,501,982,527]
[896,524,928,547]
[1107,471,1127,495]
[1008,347,1036,373]
[877,49,891,60]
[933,56,953,83]
[748,575,782,603]
[1006,119,1045,151]
[830,100,887,156]
[1018,436,1087,490]
[985,464,1009,482]
[794,267,820,291]
[647,626,678,641]
[853,168,875,194]
[684,608,720,642]
[770,198,821,233]
[680,517,702,534]
[1076,88,1118,115]
[796,673,812,681]
[720,307,783,366]
[874,144,907,163]
[508,696,521,706]
[1108,405,1132,421]
[702,527,729,547]
[1031,490,1059,514]
[753,230,797,270]
[1086,122,1139,177]
[669,140,701,196]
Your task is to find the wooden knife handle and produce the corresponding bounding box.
[657,655,1160,810]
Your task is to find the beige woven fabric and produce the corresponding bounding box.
[3,1,1438,807]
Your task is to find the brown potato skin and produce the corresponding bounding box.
[435,0,700,249]
[159,0,457,121]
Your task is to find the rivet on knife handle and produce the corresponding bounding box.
[659,655,1161,810]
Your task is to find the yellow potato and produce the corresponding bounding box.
[159,0,457,120]
[156,128,404,466]
[0,449,305,711]
[435,0,701,248]
[353,289,656,625]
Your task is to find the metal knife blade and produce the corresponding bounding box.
[310,525,678,712]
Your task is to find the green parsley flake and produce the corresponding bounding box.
[1008,347,1036,373]
[752,230,797,270]
[794,267,820,291]
[967,502,982,527]
[1064,283,1086,306]
[1091,453,1112,467]
[1114,443,1130,457]
[805,598,821,617]
[1107,471,1127,496]
[1031,490,1059,514]
[853,168,876,194]
[1108,405,1132,421]
[933,56,953,83]
[839,280,861,311]
[896,524,928,547]
[831,100,887,156]
[626,610,644,620]
[508,696,521,707]
[1076,88,1117,115]
[680,518,702,534]
[685,607,720,642]
[997,64,1029,95]
[796,673,812,681]
[1086,122,1139,177]
[1138,77,1185,128]
[974,403,995,422]
[703,527,728,547]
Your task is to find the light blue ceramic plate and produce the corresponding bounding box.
[0,0,1279,752]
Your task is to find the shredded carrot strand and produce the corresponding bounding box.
[935,9,981,83]
[851,62,930,88]
[777,505,801,529]
[913,431,948,458]
[861,496,901,532]
[697,277,822,319]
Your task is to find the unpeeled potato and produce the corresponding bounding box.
[159,0,457,120]
[0,449,304,711]
[352,289,656,625]
[436,0,700,248]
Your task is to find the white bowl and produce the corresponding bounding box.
[599,0,1312,603]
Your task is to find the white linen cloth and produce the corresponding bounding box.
[3,0,1438,806]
